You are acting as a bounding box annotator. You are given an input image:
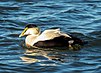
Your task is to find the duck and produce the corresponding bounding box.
[19,24,84,49]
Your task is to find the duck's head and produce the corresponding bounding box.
[19,24,40,37]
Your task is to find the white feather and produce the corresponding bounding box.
[32,28,71,45]
[68,40,74,44]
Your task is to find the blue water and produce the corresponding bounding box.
[0,0,101,73]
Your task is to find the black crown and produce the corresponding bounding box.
[25,24,37,28]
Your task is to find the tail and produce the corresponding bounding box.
[71,36,88,46]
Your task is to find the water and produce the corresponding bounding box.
[0,0,101,73]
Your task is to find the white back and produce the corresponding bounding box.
[32,28,71,45]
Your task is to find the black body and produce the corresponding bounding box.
[34,36,84,48]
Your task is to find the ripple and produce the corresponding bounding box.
[62,8,83,14]
[15,0,39,2]
[0,6,20,10]
[0,0,101,73]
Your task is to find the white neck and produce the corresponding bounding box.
[25,34,39,46]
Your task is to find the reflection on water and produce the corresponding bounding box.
[20,44,80,64]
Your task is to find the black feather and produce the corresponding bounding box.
[34,35,84,48]
[25,24,37,28]
[34,36,71,48]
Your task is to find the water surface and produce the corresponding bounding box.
[0,0,101,73]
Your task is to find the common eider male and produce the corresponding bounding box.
[19,24,84,49]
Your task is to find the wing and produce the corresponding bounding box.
[32,28,71,45]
